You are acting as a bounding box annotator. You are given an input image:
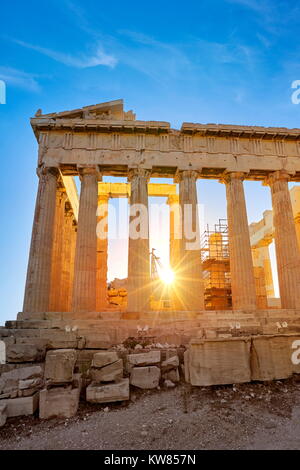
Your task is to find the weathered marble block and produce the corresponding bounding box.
[187,338,251,386]
[1,392,39,417]
[251,334,300,381]
[92,351,119,368]
[91,359,123,383]
[126,351,161,372]
[6,344,45,363]
[44,349,77,384]
[130,366,160,389]
[86,378,129,403]
[0,365,43,394]
[39,386,80,419]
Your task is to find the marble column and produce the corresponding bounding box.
[127,168,151,312]
[23,167,59,313]
[167,194,181,271]
[267,170,300,309]
[295,215,300,251]
[59,206,75,312]
[176,170,204,311]
[96,194,109,310]
[49,188,67,311]
[223,172,256,310]
[68,219,77,311]
[72,167,98,312]
[252,243,275,298]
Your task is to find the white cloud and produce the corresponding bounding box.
[12,39,117,68]
[0,67,40,92]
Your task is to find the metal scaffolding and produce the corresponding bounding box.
[200,219,232,310]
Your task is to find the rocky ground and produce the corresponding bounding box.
[1,377,300,450]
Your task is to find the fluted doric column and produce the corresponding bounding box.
[167,194,181,271]
[23,166,59,313]
[223,172,257,310]
[96,193,109,310]
[68,219,77,311]
[127,168,151,312]
[72,167,98,312]
[266,170,300,309]
[295,215,300,251]
[49,188,67,311]
[176,170,204,311]
[252,242,275,298]
[59,206,76,311]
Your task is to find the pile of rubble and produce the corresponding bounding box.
[0,345,183,427]
[86,351,129,403]
[1,331,300,428]
[40,349,82,419]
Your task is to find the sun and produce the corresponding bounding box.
[159,268,175,285]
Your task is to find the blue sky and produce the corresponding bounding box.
[0,0,300,324]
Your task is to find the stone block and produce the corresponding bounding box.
[130,366,160,389]
[188,338,251,386]
[0,366,43,394]
[44,349,77,384]
[86,378,129,403]
[0,403,7,427]
[161,355,179,372]
[127,351,161,370]
[18,378,43,390]
[6,344,45,363]
[39,330,78,349]
[84,333,112,349]
[91,359,123,383]
[39,386,80,419]
[16,338,48,348]
[92,351,119,368]
[251,334,300,381]
[1,392,39,417]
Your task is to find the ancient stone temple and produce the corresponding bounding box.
[1,99,300,422]
[20,99,300,318]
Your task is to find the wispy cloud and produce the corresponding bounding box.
[62,1,193,84]
[225,0,272,14]
[63,0,101,38]
[110,30,193,84]
[0,67,40,92]
[11,38,117,68]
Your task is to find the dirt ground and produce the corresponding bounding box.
[1,378,300,450]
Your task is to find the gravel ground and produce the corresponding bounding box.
[1,378,300,450]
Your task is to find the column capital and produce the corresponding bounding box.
[167,194,179,205]
[77,165,100,180]
[219,171,247,184]
[264,170,292,186]
[64,207,74,219]
[98,193,109,203]
[255,237,273,248]
[36,166,59,179]
[174,169,199,183]
[128,167,151,182]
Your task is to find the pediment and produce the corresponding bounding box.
[33,99,136,121]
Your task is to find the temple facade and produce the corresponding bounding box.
[21,99,300,318]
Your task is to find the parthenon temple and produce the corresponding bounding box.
[2,99,300,419]
[20,99,300,319]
